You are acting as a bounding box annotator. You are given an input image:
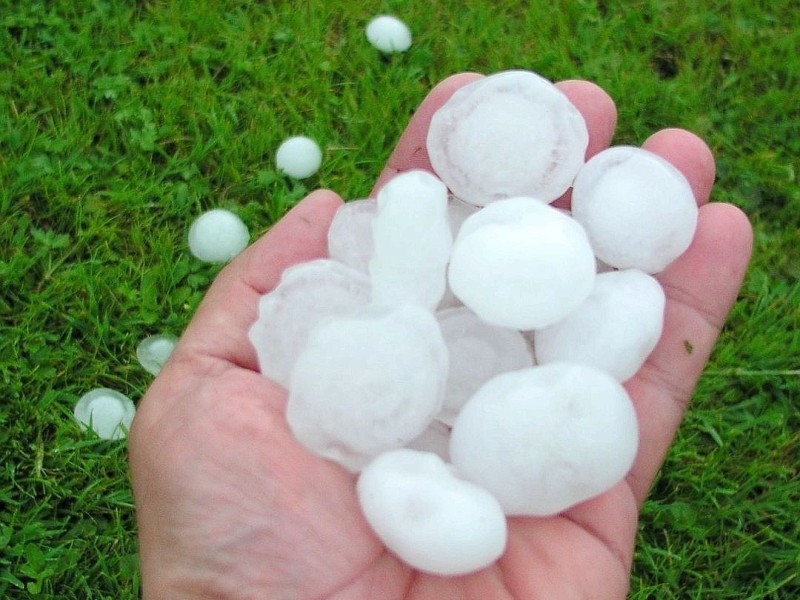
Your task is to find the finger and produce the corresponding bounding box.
[643,128,716,205]
[625,201,753,504]
[554,80,617,160]
[175,189,343,371]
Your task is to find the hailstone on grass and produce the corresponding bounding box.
[136,334,178,376]
[357,449,507,576]
[427,70,589,206]
[74,388,136,441]
[365,15,412,53]
[450,363,639,516]
[188,208,249,263]
[276,136,323,179]
[571,145,698,273]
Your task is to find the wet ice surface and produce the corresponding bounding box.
[275,136,322,179]
[74,388,136,440]
[188,209,249,263]
[365,15,412,53]
[357,449,507,576]
[136,334,178,376]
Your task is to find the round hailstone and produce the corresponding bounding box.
[357,449,507,576]
[427,70,589,206]
[365,15,412,53]
[327,199,377,273]
[448,197,596,330]
[437,306,534,425]
[571,145,698,273]
[450,363,638,516]
[248,259,371,388]
[188,208,249,263]
[534,269,665,381]
[74,388,136,441]
[287,304,448,472]
[136,334,178,376]
[275,136,323,179]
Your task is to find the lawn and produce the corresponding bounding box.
[1,0,797,598]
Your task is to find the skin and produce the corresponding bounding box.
[129,73,753,600]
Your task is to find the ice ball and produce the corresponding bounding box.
[448,197,596,330]
[427,70,589,206]
[275,136,323,179]
[534,269,665,381]
[450,363,638,516]
[74,388,136,440]
[327,199,377,273]
[136,334,178,376]
[287,305,448,472]
[188,208,249,263]
[365,15,412,53]
[357,449,507,576]
[571,145,698,273]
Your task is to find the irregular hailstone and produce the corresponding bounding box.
[188,209,249,263]
[369,170,452,310]
[287,304,448,472]
[365,15,412,53]
[357,449,507,576]
[427,70,589,206]
[448,197,596,330]
[450,363,638,516]
[136,334,178,376]
[534,269,666,381]
[327,199,377,273]
[437,306,534,425]
[275,136,323,179]
[248,259,371,388]
[571,145,698,273]
[74,388,136,440]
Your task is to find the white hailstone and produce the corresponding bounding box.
[365,15,412,53]
[437,306,534,425]
[427,70,589,207]
[287,305,448,472]
[248,259,371,388]
[405,419,452,462]
[275,136,323,179]
[369,170,452,310]
[327,199,377,273]
[534,269,665,381]
[450,363,639,516]
[357,449,507,576]
[448,197,596,330]
[74,388,136,441]
[571,145,698,273]
[136,334,178,376]
[188,209,249,263]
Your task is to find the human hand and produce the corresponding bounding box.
[128,73,753,600]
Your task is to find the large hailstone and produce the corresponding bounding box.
[448,197,596,330]
[450,363,638,516]
[369,170,452,310]
[136,334,178,376]
[188,209,249,263]
[287,305,448,472]
[275,136,323,179]
[248,259,371,388]
[327,199,377,273]
[357,449,507,576]
[427,70,589,206]
[74,388,136,440]
[571,145,698,273]
[534,269,666,381]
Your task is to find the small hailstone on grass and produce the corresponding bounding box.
[275,136,323,179]
[534,269,666,381]
[450,362,638,516]
[248,259,371,388]
[287,304,448,472]
[136,334,178,376]
[427,70,589,206]
[365,15,412,53]
[188,208,249,263]
[327,199,377,273]
[571,145,698,273]
[74,388,136,441]
[357,449,507,576]
[448,197,596,330]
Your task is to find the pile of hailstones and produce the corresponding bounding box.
[249,70,698,576]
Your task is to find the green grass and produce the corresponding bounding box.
[1,0,797,597]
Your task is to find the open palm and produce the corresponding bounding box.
[129,74,752,600]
